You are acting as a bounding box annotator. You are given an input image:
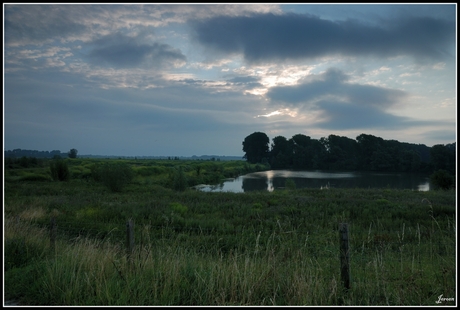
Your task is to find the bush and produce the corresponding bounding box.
[170,202,188,214]
[20,173,51,182]
[430,169,454,190]
[173,166,188,191]
[49,159,70,181]
[285,178,297,190]
[93,162,134,192]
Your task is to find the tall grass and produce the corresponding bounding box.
[5,207,455,305]
[3,159,456,305]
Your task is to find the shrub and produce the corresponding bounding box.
[90,163,103,182]
[173,166,188,191]
[170,202,188,214]
[20,173,51,182]
[49,159,70,181]
[19,156,30,168]
[94,162,134,192]
[430,169,454,190]
[285,178,297,190]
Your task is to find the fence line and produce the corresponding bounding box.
[5,215,456,293]
[8,216,456,259]
[23,217,454,251]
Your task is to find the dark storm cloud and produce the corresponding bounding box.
[305,98,450,131]
[267,68,406,109]
[86,33,186,69]
[265,68,434,131]
[191,12,455,63]
[315,100,410,130]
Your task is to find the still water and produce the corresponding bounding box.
[196,170,431,193]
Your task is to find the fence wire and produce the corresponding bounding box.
[14,216,454,260]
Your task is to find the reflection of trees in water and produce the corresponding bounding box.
[242,177,269,192]
[220,171,431,192]
[270,177,330,190]
[247,175,429,192]
[353,173,430,190]
[209,183,224,191]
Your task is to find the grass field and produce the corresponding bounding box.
[3,158,456,305]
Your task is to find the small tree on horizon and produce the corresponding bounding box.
[68,148,78,159]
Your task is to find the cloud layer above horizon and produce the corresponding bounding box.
[4,4,456,156]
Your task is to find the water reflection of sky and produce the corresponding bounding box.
[245,170,356,179]
[197,170,431,193]
[417,182,430,191]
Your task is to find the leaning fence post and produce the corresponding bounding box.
[50,217,57,254]
[339,223,351,291]
[126,219,134,260]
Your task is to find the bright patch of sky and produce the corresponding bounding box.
[3,3,456,157]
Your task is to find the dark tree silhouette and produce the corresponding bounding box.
[242,132,269,164]
[68,148,78,159]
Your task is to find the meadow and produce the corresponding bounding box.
[3,157,456,305]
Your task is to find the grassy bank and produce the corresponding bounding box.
[3,159,456,305]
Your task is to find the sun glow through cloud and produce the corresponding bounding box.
[256,108,299,118]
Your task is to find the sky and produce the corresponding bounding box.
[3,3,457,157]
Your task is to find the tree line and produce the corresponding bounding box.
[242,132,456,175]
[4,149,78,169]
[4,148,78,159]
[4,149,66,159]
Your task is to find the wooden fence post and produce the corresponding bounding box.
[339,223,351,291]
[126,219,134,260]
[50,217,57,253]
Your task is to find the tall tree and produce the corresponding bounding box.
[242,132,269,164]
[270,135,292,168]
[356,134,384,170]
[290,134,311,169]
[431,144,455,175]
[321,134,358,170]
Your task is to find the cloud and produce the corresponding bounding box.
[191,12,455,63]
[263,68,446,131]
[224,75,263,90]
[4,4,282,48]
[85,32,187,69]
[421,129,457,143]
[314,100,411,130]
[4,5,88,46]
[225,75,260,84]
[3,5,456,155]
[267,68,406,108]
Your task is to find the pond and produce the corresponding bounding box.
[195,170,431,193]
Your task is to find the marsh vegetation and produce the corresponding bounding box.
[3,158,456,305]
